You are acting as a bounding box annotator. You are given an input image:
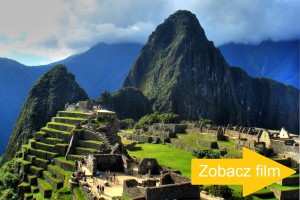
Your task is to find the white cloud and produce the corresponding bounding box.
[0,0,299,65]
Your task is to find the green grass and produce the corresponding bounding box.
[73,187,88,200]
[55,157,75,166]
[217,140,235,148]
[81,140,102,145]
[48,164,69,176]
[24,193,33,198]
[33,192,46,200]
[55,117,86,120]
[112,195,131,200]
[123,129,135,134]
[121,138,135,145]
[43,171,62,184]
[19,182,30,187]
[59,110,83,113]
[37,178,52,190]
[228,185,243,197]
[253,197,278,200]
[48,122,75,127]
[287,173,299,178]
[269,183,300,191]
[253,188,273,195]
[14,158,31,165]
[179,133,214,142]
[42,127,70,134]
[128,143,195,177]
[172,138,210,150]
[35,141,55,148]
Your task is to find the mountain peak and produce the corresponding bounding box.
[2,64,88,164]
[145,10,207,50]
[122,10,299,134]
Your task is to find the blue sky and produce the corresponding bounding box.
[0,0,299,66]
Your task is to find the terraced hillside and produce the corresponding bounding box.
[14,110,114,199]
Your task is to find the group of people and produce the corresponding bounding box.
[96,184,105,195]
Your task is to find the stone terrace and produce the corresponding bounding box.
[15,110,115,200]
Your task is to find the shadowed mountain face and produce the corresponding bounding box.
[220,40,300,88]
[98,87,151,120]
[0,43,142,155]
[1,65,88,164]
[0,13,299,156]
[123,10,299,134]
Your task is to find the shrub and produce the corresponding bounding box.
[192,149,227,159]
[134,112,180,129]
[0,188,18,200]
[205,185,233,199]
[198,118,214,125]
[159,113,180,124]
[3,172,19,189]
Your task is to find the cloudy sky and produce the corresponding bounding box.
[0,0,299,65]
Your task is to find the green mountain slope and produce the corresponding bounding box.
[123,10,299,133]
[2,65,88,165]
[98,87,151,120]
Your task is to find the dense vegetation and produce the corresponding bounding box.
[1,65,88,166]
[0,160,19,199]
[192,149,227,158]
[98,87,151,120]
[123,10,299,134]
[134,112,180,129]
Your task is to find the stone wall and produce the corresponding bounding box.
[259,130,271,148]
[144,183,200,200]
[225,129,240,138]
[93,154,124,172]
[79,181,97,200]
[278,177,299,186]
[270,140,300,163]
[138,158,160,175]
[160,173,190,185]
[269,187,299,200]
[148,123,187,134]
[169,139,198,152]
[85,155,97,176]
[234,140,256,151]
[123,179,146,199]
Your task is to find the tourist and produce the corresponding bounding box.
[113,173,116,181]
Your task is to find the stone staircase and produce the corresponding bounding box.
[15,110,118,199]
[264,158,299,200]
[16,111,93,199]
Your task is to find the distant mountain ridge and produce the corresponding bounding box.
[219,40,299,88]
[0,24,299,155]
[123,10,299,133]
[0,43,142,155]
[2,65,88,164]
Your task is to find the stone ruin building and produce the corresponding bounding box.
[120,123,187,144]
[64,101,198,200]
[123,172,200,200]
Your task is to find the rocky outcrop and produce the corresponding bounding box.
[2,65,88,165]
[98,87,151,120]
[123,10,299,134]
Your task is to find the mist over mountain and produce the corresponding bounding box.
[123,10,299,133]
[220,40,299,88]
